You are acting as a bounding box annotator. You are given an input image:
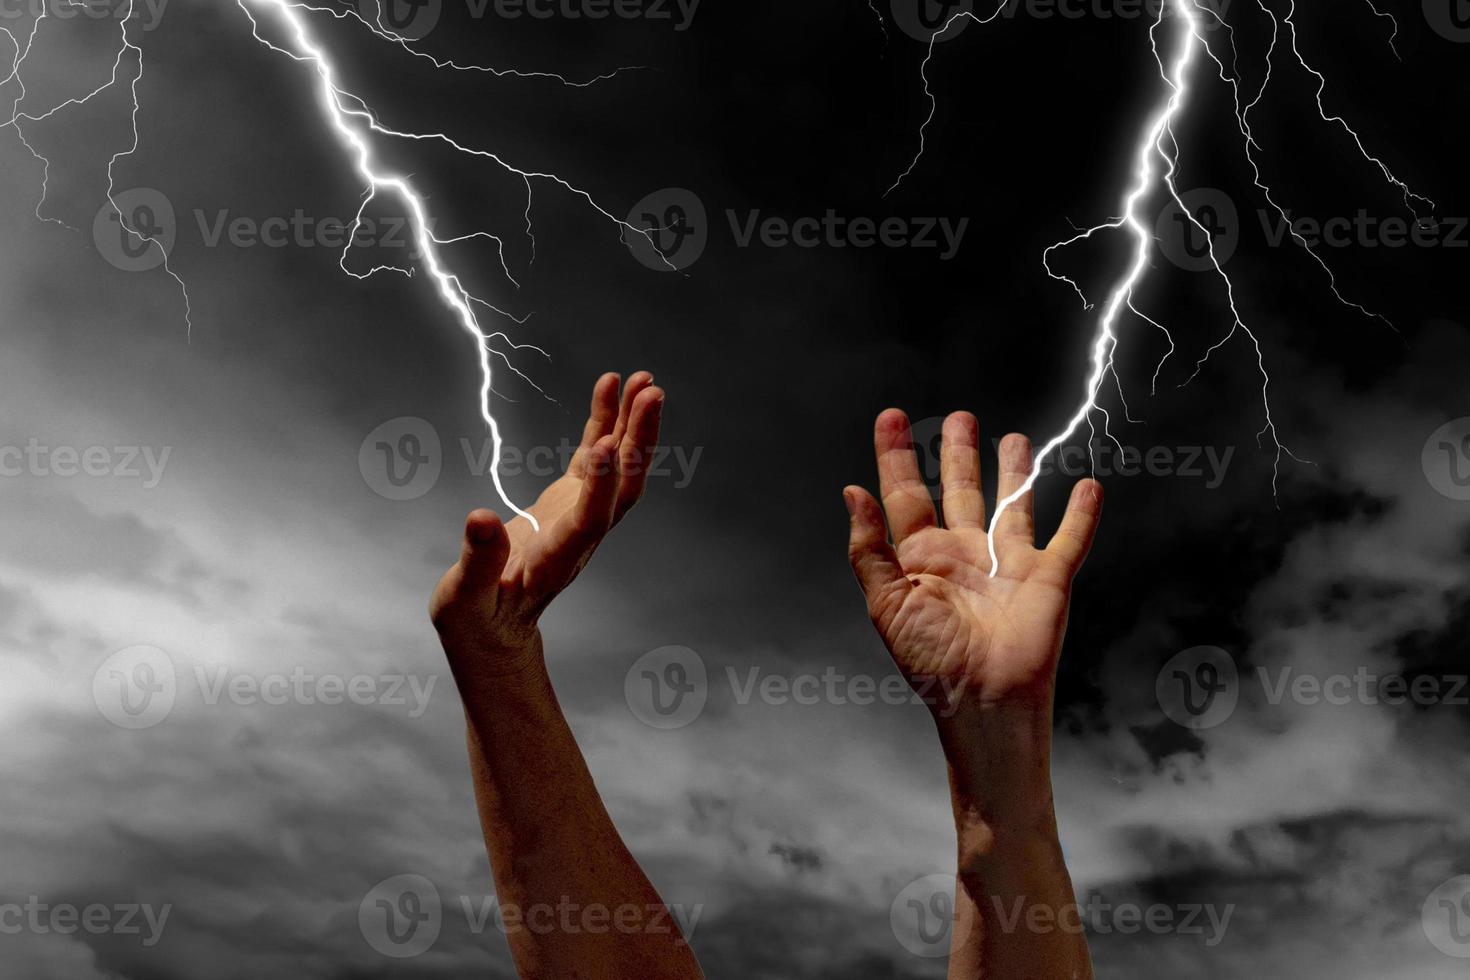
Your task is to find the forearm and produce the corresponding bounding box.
[451,635,702,980]
[936,700,1093,980]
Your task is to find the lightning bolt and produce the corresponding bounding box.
[886,0,1432,576]
[5,0,674,529]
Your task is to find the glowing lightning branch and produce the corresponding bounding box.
[4,0,675,528]
[888,0,1433,576]
[978,4,1204,576]
[235,0,668,527]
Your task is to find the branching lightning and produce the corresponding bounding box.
[3,0,673,529]
[886,0,1432,576]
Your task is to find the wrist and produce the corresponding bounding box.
[935,696,1059,854]
[443,630,550,700]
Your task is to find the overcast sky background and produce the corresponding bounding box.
[2,1,1469,977]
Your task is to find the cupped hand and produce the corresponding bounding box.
[431,371,664,670]
[845,409,1102,712]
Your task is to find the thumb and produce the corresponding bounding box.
[458,509,511,589]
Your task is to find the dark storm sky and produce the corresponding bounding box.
[2,1,1469,977]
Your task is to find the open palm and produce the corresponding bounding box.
[845,410,1102,708]
[431,371,663,664]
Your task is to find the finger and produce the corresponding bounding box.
[572,372,622,474]
[573,435,621,536]
[992,433,1035,545]
[844,486,910,611]
[458,509,511,589]
[1039,479,1104,587]
[940,411,985,530]
[528,436,619,594]
[874,409,937,546]
[611,370,655,446]
[615,385,664,521]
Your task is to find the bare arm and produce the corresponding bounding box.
[845,410,1102,979]
[431,372,703,980]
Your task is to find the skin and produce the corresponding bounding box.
[430,386,1099,978]
[431,371,704,980]
[845,409,1103,979]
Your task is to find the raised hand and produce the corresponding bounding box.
[844,409,1103,711]
[846,409,1101,979]
[431,371,664,670]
